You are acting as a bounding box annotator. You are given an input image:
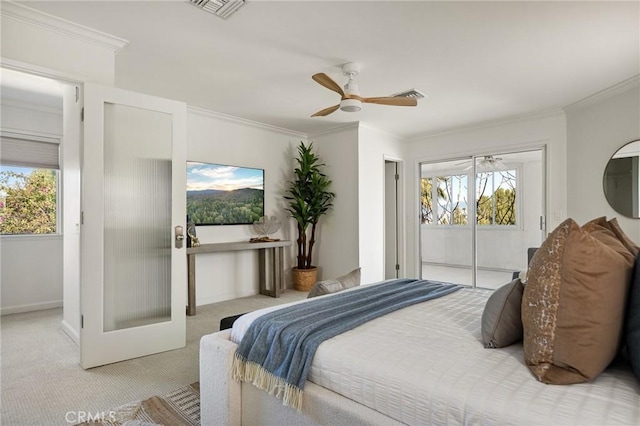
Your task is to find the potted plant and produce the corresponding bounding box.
[285,142,335,291]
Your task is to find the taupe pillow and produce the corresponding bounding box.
[307,268,361,298]
[522,218,633,384]
[482,278,524,348]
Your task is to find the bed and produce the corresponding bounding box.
[199,281,640,425]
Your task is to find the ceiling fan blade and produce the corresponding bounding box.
[362,97,418,106]
[312,73,345,97]
[311,104,340,117]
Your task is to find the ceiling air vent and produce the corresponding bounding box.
[189,0,246,20]
[392,88,426,99]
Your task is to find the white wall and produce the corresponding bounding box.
[0,235,63,314]
[565,80,640,243]
[310,125,360,282]
[406,112,568,277]
[357,124,407,284]
[187,107,307,305]
[0,101,64,315]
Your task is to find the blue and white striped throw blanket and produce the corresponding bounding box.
[232,279,461,410]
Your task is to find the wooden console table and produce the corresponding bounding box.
[186,240,292,316]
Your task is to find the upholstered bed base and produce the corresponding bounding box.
[200,330,401,425]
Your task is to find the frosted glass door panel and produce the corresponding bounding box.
[103,103,172,332]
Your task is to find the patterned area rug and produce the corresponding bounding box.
[78,382,200,426]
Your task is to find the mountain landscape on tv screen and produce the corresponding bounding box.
[187,187,263,225]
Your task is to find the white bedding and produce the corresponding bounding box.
[231,286,640,425]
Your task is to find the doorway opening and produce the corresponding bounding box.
[0,68,81,343]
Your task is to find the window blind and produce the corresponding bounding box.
[0,135,60,169]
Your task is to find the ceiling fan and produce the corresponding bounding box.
[477,155,503,169]
[460,156,504,170]
[310,63,418,117]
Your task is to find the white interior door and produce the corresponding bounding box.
[81,83,186,369]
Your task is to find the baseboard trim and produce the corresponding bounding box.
[197,290,259,307]
[0,300,63,316]
[61,320,79,344]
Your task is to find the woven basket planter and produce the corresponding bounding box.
[292,267,318,291]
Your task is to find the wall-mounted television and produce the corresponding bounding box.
[187,161,264,225]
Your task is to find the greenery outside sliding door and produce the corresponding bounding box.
[420,149,545,289]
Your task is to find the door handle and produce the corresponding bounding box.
[175,225,184,249]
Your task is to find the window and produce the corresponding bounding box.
[421,168,517,227]
[421,174,468,225]
[0,134,60,235]
[476,170,517,226]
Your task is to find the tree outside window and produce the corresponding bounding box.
[421,175,468,225]
[421,169,517,226]
[0,166,57,235]
[420,177,435,224]
[476,170,516,225]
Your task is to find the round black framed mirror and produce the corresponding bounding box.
[603,139,640,219]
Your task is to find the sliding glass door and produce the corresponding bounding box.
[420,149,545,289]
[420,158,473,285]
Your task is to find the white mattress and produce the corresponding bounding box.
[233,287,640,425]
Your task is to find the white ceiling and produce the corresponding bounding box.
[20,1,640,139]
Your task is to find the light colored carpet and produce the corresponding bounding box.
[1,290,307,426]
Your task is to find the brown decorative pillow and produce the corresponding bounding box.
[522,218,634,384]
[608,217,640,257]
[481,278,524,348]
[582,217,636,266]
[307,268,361,298]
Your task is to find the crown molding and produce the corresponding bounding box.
[0,1,128,53]
[563,75,640,112]
[1,98,62,116]
[359,122,405,142]
[187,105,307,138]
[307,122,360,139]
[408,108,565,142]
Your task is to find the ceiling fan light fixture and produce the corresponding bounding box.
[340,98,362,112]
[477,155,504,171]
